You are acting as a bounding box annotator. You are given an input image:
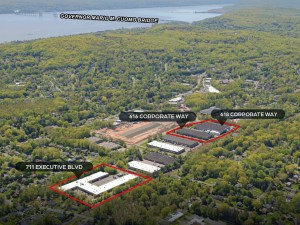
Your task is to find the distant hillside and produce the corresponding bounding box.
[0,0,238,14]
[2,0,299,15]
[195,8,300,38]
[238,0,300,9]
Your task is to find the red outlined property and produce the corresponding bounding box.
[166,119,240,144]
[49,164,153,209]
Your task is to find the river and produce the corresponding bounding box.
[0,4,229,43]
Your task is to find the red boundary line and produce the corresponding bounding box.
[166,119,240,144]
[48,164,153,209]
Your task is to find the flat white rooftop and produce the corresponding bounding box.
[60,171,109,191]
[129,161,161,173]
[148,140,185,153]
[60,172,138,195]
[207,85,220,93]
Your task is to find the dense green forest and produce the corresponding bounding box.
[0,6,299,225]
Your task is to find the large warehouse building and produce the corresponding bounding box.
[60,172,137,196]
[194,122,230,135]
[163,135,199,148]
[60,171,109,191]
[177,128,213,140]
[144,152,177,166]
[128,161,161,174]
[147,140,185,154]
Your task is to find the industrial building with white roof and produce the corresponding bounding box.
[147,140,185,154]
[60,172,138,196]
[128,161,161,174]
